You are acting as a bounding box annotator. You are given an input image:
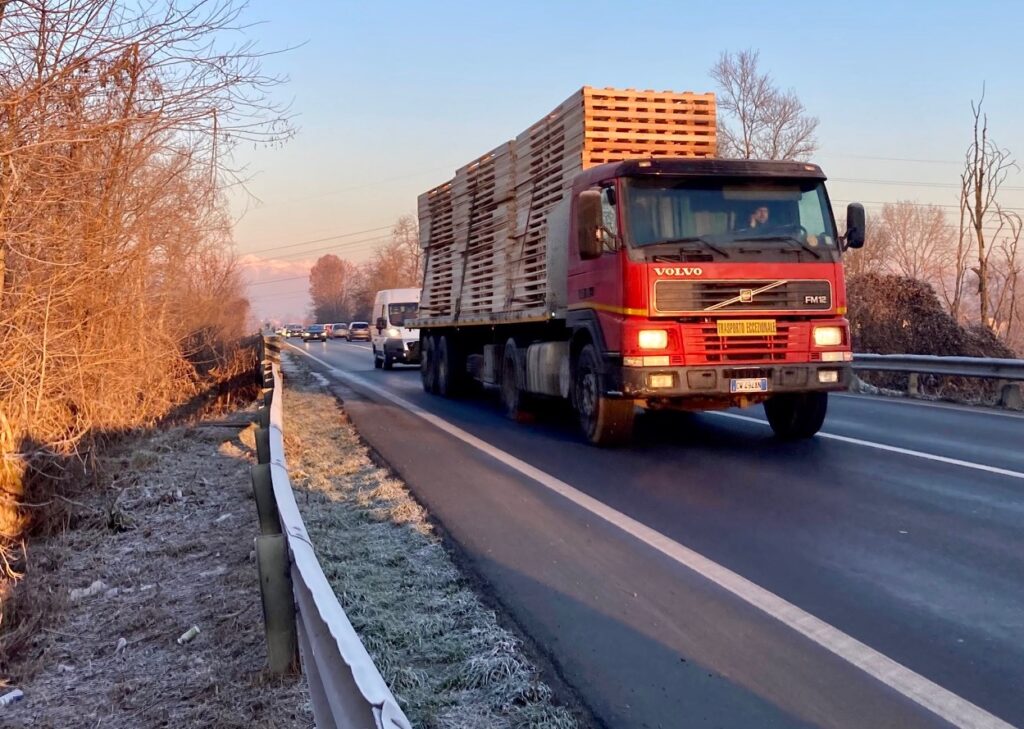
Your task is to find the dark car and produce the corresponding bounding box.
[285,324,304,338]
[302,324,327,342]
[348,321,370,341]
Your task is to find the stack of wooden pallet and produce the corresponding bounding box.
[418,86,716,321]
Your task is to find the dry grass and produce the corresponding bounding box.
[280,354,579,729]
[1,408,311,728]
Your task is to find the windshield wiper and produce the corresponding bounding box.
[659,236,731,259]
[732,234,821,260]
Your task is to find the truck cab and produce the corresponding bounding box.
[371,287,422,369]
[564,158,865,442]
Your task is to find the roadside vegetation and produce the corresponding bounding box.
[280,353,582,729]
[1,0,290,675]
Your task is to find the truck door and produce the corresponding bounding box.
[567,184,625,353]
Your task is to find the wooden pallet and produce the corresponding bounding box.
[419,86,716,323]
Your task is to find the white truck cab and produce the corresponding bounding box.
[371,287,422,369]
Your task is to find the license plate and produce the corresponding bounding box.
[717,319,777,337]
[730,377,769,393]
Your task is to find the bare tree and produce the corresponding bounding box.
[0,0,292,619]
[309,254,356,322]
[989,207,1022,347]
[709,49,819,161]
[961,88,1018,328]
[839,210,886,279]
[874,201,955,283]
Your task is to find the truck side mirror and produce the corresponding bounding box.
[845,203,866,249]
[376,317,387,331]
[577,190,604,260]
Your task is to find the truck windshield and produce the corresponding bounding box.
[623,178,838,260]
[388,303,418,326]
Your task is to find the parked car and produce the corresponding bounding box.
[331,323,350,339]
[348,321,371,341]
[302,324,327,342]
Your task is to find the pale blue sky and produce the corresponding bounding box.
[235,0,1024,319]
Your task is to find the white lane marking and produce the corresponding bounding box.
[710,411,1024,481]
[286,344,1014,729]
[835,392,1024,421]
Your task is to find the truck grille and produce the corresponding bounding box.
[654,279,832,313]
[682,322,810,363]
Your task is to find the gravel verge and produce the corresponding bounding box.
[2,408,311,728]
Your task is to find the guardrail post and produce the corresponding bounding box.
[255,427,270,465]
[266,336,281,364]
[250,464,281,535]
[907,372,919,396]
[255,533,299,674]
[999,381,1023,409]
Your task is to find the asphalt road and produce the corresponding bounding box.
[285,337,1024,729]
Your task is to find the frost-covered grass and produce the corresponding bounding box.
[280,355,579,729]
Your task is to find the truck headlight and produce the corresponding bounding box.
[638,330,668,349]
[813,326,843,347]
[387,327,400,337]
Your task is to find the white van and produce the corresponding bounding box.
[371,287,422,369]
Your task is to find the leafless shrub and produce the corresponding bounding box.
[0,0,292,647]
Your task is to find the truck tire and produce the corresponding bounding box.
[382,350,394,370]
[437,335,461,397]
[500,339,529,420]
[574,344,635,446]
[764,392,828,440]
[421,335,438,393]
[373,346,383,369]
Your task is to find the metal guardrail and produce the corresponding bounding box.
[253,338,412,729]
[852,353,1024,381]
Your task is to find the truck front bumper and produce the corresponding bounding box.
[384,338,421,364]
[618,363,851,398]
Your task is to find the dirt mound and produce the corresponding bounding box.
[847,273,1016,402]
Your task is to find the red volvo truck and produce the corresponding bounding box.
[412,88,865,445]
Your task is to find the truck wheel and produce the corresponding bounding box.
[764,392,828,440]
[382,351,394,370]
[500,340,529,420]
[373,346,383,369]
[421,335,438,393]
[437,335,457,397]
[574,344,635,446]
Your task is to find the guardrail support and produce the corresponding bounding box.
[999,381,1023,409]
[250,464,281,535]
[255,427,270,465]
[255,533,299,674]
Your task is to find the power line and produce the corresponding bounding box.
[832,198,1024,213]
[820,153,962,165]
[241,234,393,270]
[246,273,309,287]
[268,235,391,262]
[831,177,1024,191]
[240,224,394,256]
